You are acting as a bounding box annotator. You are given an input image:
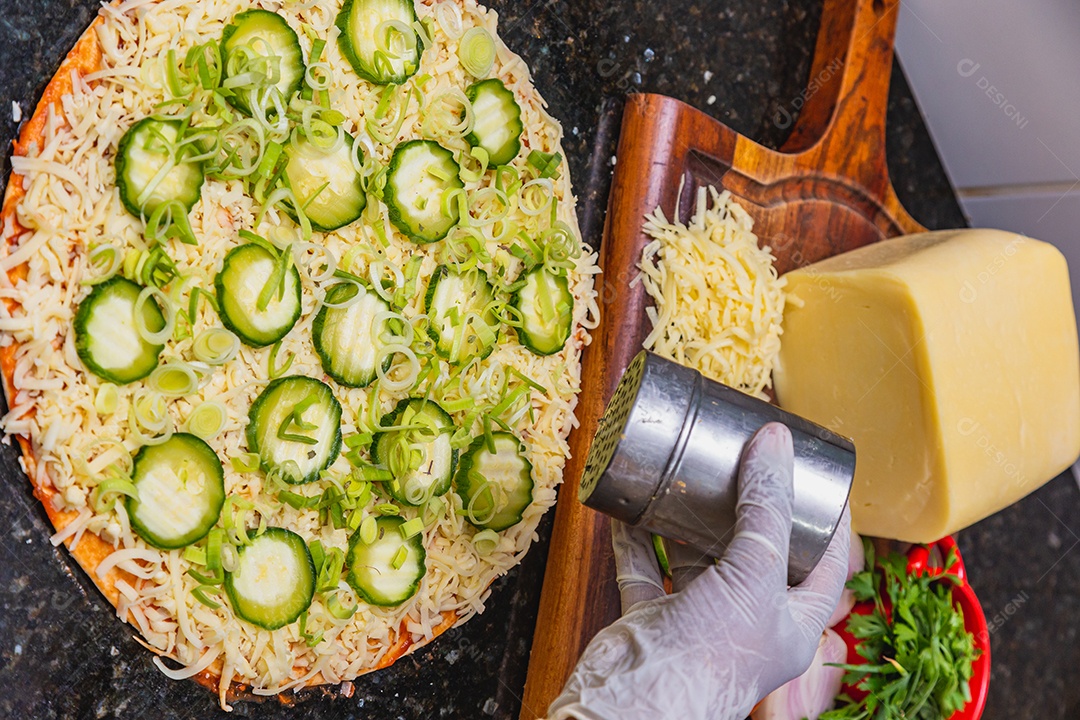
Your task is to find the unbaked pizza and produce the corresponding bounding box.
[0,0,597,707]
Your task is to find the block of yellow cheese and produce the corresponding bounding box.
[773,229,1080,542]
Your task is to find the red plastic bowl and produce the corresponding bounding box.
[833,536,990,720]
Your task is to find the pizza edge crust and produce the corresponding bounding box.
[0,11,460,702]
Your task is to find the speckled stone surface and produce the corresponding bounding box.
[2,1,1058,719]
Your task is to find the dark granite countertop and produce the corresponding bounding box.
[0,1,1071,718]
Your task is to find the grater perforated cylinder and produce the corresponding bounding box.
[579,350,855,585]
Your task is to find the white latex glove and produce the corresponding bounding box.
[548,422,851,720]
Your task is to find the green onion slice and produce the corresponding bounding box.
[134,286,175,345]
[375,19,417,61]
[183,545,207,565]
[129,389,174,445]
[470,187,508,226]
[185,401,227,440]
[464,474,498,526]
[292,241,338,284]
[220,542,239,573]
[148,362,199,397]
[399,517,424,539]
[266,458,303,486]
[375,344,421,394]
[457,27,495,78]
[421,89,474,139]
[518,178,554,217]
[92,476,139,514]
[268,340,295,379]
[83,243,123,286]
[222,495,254,546]
[94,383,119,415]
[145,199,198,246]
[457,146,489,184]
[326,589,357,620]
[73,438,131,481]
[527,149,562,180]
[434,2,464,39]
[230,452,260,473]
[359,515,378,545]
[191,585,222,609]
[422,495,445,527]
[472,528,500,556]
[192,328,240,365]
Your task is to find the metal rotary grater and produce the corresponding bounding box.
[579,350,855,585]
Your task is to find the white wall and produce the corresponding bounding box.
[895,0,1080,325]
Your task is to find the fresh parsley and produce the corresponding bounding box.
[820,541,979,720]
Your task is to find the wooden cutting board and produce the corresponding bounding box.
[519,0,926,716]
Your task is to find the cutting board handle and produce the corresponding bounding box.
[781,0,902,197]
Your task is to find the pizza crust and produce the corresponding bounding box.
[0,16,138,611]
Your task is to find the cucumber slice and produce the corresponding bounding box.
[115,118,205,219]
[312,282,393,388]
[335,0,422,85]
[511,266,574,356]
[246,376,343,484]
[126,433,226,549]
[371,398,457,506]
[284,132,367,232]
[214,243,302,348]
[424,264,499,363]
[221,9,306,116]
[384,140,464,244]
[346,516,426,607]
[454,432,534,532]
[74,277,165,384]
[224,527,315,630]
[464,79,523,166]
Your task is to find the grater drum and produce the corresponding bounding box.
[579,350,856,585]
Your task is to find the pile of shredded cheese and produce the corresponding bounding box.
[637,185,785,399]
[0,0,599,706]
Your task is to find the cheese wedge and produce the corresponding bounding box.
[774,229,1080,542]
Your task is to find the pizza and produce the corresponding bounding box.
[0,0,597,707]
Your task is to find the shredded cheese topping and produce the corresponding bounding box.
[1,0,600,706]
[637,186,785,399]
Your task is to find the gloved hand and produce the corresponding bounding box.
[547,422,851,720]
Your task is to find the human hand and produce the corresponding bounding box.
[547,422,851,720]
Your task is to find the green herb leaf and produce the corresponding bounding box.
[820,540,979,720]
